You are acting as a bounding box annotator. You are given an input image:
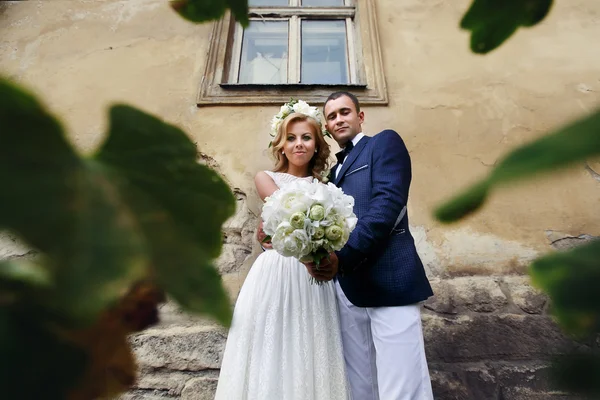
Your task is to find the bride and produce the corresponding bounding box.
[214,104,351,400]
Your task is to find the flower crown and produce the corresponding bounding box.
[268,98,331,148]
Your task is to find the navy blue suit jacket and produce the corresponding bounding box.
[332,130,433,307]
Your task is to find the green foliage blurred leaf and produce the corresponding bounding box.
[0,79,148,324]
[96,105,236,325]
[461,0,553,53]
[0,77,236,327]
[530,240,600,336]
[0,309,87,400]
[435,109,600,223]
[171,0,249,27]
[433,181,490,225]
[0,260,51,289]
[551,352,600,397]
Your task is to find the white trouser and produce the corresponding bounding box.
[335,281,434,400]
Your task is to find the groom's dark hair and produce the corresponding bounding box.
[324,91,361,113]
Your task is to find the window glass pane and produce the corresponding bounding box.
[301,0,344,6]
[238,21,288,84]
[248,0,290,6]
[301,20,348,84]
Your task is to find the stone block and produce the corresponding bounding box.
[429,361,584,400]
[451,277,508,312]
[425,277,508,314]
[504,275,547,314]
[495,361,584,399]
[155,301,218,328]
[425,279,457,314]
[134,370,193,395]
[430,363,499,400]
[118,389,177,400]
[222,192,259,249]
[180,377,218,400]
[240,217,259,248]
[215,243,251,274]
[500,388,579,400]
[131,325,227,371]
[423,313,576,363]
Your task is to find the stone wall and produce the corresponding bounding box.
[119,270,590,400]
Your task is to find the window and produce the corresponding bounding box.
[198,0,387,106]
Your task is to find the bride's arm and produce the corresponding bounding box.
[254,171,278,249]
[254,171,278,201]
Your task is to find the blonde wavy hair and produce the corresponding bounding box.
[270,112,331,180]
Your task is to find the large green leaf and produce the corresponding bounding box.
[529,240,600,336]
[95,105,236,325]
[0,78,236,327]
[0,79,147,324]
[0,308,87,399]
[0,260,51,290]
[551,353,600,397]
[171,0,249,27]
[529,241,600,396]
[460,0,553,54]
[435,109,600,222]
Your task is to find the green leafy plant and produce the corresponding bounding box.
[438,0,600,396]
[171,0,249,26]
[461,0,554,54]
[1,1,251,398]
[0,76,235,399]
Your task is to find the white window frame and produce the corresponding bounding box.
[198,0,387,106]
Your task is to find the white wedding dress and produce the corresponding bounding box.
[214,171,351,400]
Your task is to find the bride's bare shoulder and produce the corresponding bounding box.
[255,170,274,182]
[255,171,278,200]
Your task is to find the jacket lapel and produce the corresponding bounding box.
[328,163,339,182]
[334,136,370,185]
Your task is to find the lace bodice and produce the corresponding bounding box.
[264,171,313,188]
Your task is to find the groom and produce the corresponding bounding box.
[306,91,434,399]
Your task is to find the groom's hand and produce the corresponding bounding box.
[303,252,339,282]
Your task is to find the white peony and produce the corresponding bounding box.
[273,228,312,258]
[278,104,289,116]
[270,116,282,136]
[292,100,313,116]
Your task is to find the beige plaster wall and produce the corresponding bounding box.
[1,0,598,276]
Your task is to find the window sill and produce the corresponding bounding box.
[220,83,368,89]
[197,82,383,107]
[198,83,383,106]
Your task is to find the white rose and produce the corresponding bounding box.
[327,183,354,218]
[273,228,311,258]
[292,100,317,118]
[345,216,358,231]
[279,185,311,214]
[271,118,282,136]
[325,226,350,251]
[276,105,291,119]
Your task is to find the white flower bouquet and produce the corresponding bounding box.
[261,179,358,283]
